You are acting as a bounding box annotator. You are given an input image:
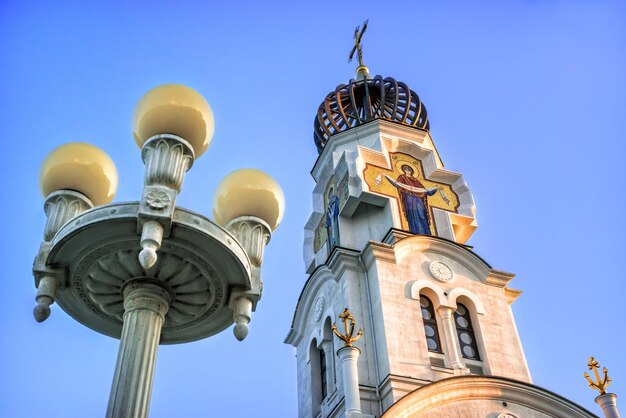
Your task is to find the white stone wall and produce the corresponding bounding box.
[288,252,385,417]
[289,121,532,418]
[361,235,531,408]
[288,233,531,417]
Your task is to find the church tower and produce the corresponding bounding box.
[285,23,599,418]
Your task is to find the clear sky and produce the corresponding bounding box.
[1,1,624,417]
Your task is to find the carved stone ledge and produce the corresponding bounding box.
[327,247,362,278]
[361,241,396,269]
[485,269,516,288]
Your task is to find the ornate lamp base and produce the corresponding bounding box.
[46,202,252,344]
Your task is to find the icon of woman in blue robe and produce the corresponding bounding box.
[383,165,441,235]
[326,187,340,248]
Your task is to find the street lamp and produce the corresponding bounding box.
[32,84,284,417]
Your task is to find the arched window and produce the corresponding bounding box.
[454,303,480,360]
[420,295,442,353]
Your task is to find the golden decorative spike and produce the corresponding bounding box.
[584,356,612,395]
[332,308,363,347]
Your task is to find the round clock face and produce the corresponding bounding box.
[429,261,453,282]
[314,297,324,321]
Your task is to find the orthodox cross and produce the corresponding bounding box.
[348,20,368,67]
[332,308,363,347]
[584,357,612,395]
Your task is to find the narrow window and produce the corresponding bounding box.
[310,342,323,416]
[420,295,442,353]
[454,303,480,360]
[320,349,327,399]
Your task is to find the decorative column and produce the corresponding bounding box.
[337,346,362,413]
[437,306,464,370]
[585,357,621,418]
[106,281,171,418]
[332,308,364,415]
[596,394,621,418]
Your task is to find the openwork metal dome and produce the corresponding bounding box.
[314,75,430,153]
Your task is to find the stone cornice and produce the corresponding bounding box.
[311,119,442,179]
[504,288,523,305]
[327,246,362,278]
[363,235,517,289]
[311,120,384,181]
[381,228,413,245]
[362,241,397,269]
[485,269,516,288]
[379,373,436,392]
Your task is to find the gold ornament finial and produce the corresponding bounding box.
[332,308,363,347]
[584,356,612,395]
[348,20,370,80]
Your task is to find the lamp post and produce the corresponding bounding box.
[32,84,284,418]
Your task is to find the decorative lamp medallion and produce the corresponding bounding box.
[429,261,453,282]
[146,190,171,209]
[314,297,325,321]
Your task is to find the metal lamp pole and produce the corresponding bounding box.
[32,84,284,418]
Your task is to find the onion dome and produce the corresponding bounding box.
[313,75,430,153]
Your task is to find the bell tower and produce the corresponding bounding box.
[285,24,531,418]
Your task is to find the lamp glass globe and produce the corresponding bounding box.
[40,142,118,206]
[213,169,285,231]
[133,84,215,158]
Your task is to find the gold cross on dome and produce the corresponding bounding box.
[584,356,612,395]
[332,308,363,347]
[348,20,368,68]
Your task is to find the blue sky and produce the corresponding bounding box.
[0,1,624,417]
